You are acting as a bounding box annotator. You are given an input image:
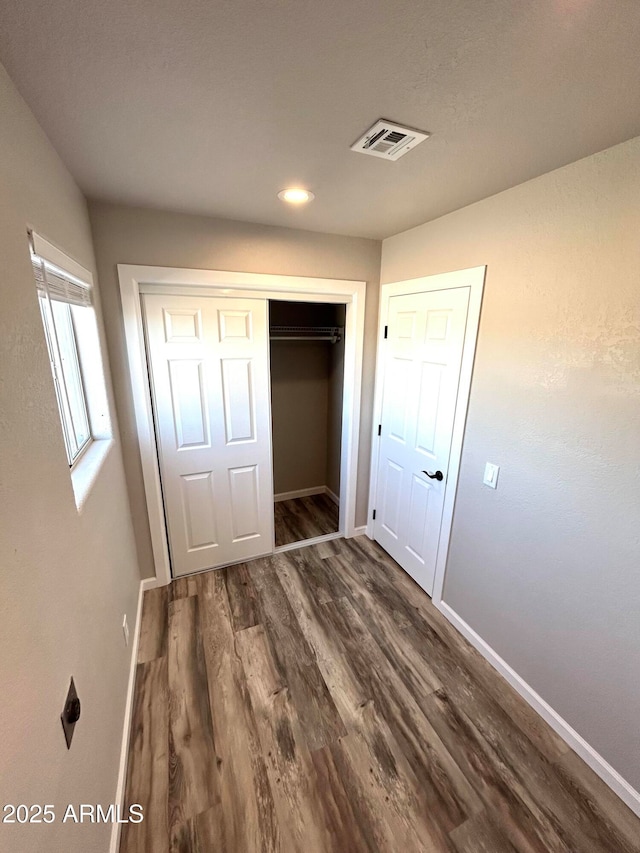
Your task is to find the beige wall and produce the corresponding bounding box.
[88,201,381,577]
[0,64,141,852]
[381,136,640,792]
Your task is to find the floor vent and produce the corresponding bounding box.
[350,119,430,161]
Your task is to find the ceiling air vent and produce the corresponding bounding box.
[351,119,430,161]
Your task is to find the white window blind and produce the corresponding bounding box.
[31,256,93,307]
[29,230,93,308]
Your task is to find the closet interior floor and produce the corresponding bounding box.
[120,536,640,853]
[274,492,339,547]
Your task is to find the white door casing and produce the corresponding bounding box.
[369,267,486,602]
[119,266,365,587]
[143,294,274,575]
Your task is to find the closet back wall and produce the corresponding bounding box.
[271,341,331,496]
[89,201,381,578]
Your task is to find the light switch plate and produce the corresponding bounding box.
[483,462,500,489]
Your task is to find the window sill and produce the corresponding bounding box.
[71,438,114,511]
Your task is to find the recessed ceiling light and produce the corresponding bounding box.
[277,188,315,204]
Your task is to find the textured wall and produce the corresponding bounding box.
[0,63,141,852]
[381,136,640,792]
[88,201,381,577]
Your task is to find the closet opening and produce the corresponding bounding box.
[269,300,345,549]
[120,263,366,585]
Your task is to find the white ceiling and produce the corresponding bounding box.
[1,0,639,239]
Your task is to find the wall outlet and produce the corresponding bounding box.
[122,614,130,647]
[483,462,500,489]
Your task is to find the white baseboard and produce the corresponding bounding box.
[110,577,157,853]
[348,525,367,538]
[274,486,326,502]
[325,487,340,506]
[437,600,640,819]
[274,531,343,554]
[274,485,341,505]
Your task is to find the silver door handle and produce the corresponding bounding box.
[422,470,443,481]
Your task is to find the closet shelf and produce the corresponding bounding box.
[269,325,343,343]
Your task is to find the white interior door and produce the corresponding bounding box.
[373,286,470,595]
[143,294,273,576]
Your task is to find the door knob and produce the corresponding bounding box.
[422,470,443,481]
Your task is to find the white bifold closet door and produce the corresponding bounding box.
[143,294,274,577]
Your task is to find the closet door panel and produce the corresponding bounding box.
[218,308,253,342]
[143,294,273,576]
[168,359,210,449]
[163,307,203,342]
[221,358,256,444]
[180,471,219,551]
[228,465,261,541]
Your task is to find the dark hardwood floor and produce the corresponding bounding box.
[274,492,339,547]
[121,537,640,853]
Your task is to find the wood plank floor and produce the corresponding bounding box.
[274,492,339,547]
[121,537,640,853]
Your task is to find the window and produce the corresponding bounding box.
[32,246,94,465]
[30,231,113,508]
[38,294,92,463]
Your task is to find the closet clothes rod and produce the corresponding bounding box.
[269,325,343,344]
[270,335,340,342]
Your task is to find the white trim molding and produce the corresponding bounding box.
[438,600,640,819]
[325,487,340,506]
[118,264,366,586]
[273,530,342,554]
[274,485,341,504]
[274,486,327,502]
[366,265,486,604]
[110,576,158,853]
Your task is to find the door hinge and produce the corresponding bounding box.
[377,424,382,436]
[372,509,376,520]
[384,325,388,339]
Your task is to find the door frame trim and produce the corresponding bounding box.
[118,264,366,586]
[367,266,486,605]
